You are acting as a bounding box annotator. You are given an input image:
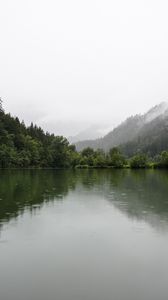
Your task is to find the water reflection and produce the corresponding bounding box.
[0,169,168,229]
[0,170,76,224]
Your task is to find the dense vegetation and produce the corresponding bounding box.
[0,100,77,168]
[0,100,168,169]
[73,148,168,169]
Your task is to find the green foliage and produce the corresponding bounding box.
[0,104,168,169]
[81,147,95,157]
[155,151,168,168]
[0,109,77,168]
[50,136,71,168]
[0,144,17,167]
[80,147,107,168]
[130,154,148,168]
[108,147,126,168]
[93,149,106,167]
[160,151,168,166]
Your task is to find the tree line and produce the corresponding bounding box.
[0,103,168,169]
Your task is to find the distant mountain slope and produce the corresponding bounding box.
[75,102,168,153]
[68,124,113,144]
[120,112,168,156]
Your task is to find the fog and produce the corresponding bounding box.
[0,0,168,136]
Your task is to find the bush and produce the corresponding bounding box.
[130,154,148,168]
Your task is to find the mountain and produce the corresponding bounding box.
[68,124,114,144]
[121,110,168,156]
[143,101,168,123]
[75,102,168,154]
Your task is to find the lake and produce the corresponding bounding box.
[0,169,168,300]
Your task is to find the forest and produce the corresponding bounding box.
[0,101,168,169]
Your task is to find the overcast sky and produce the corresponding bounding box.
[0,0,168,136]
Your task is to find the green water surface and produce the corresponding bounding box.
[0,169,168,300]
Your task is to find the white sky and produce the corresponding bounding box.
[0,0,168,136]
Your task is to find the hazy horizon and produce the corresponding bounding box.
[1,0,168,136]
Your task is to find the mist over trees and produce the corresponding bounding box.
[0,101,168,168]
[75,102,168,156]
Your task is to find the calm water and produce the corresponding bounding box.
[0,169,168,300]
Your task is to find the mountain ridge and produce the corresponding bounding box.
[74,102,168,155]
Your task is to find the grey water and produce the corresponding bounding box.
[0,169,168,300]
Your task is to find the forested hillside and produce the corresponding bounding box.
[0,100,77,168]
[120,114,168,156]
[1,100,168,169]
[75,102,168,155]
